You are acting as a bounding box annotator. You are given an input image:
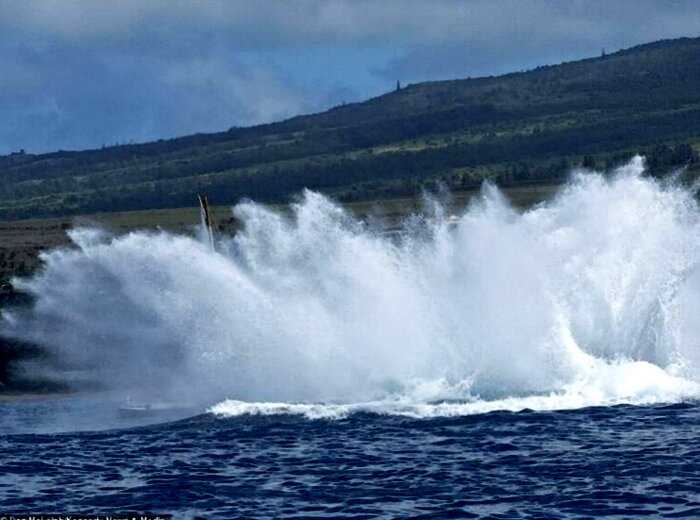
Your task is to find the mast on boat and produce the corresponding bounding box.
[198,193,216,251]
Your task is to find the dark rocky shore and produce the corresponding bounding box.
[0,219,73,394]
[0,286,69,394]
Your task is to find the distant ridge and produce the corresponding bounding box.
[1,35,700,219]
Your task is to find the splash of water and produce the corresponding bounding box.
[4,156,700,418]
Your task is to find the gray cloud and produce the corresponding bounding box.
[0,0,699,153]
[0,25,324,152]
[374,0,700,83]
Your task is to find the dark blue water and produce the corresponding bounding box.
[2,400,700,518]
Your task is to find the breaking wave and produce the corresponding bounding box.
[5,156,700,418]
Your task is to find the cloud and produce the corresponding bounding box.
[6,1,697,50]
[0,0,699,153]
[0,42,319,152]
[373,0,700,83]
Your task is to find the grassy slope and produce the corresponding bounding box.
[1,37,700,220]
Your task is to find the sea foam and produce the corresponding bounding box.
[5,156,700,417]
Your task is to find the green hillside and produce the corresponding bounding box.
[2,36,700,220]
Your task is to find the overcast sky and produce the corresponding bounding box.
[1,0,699,155]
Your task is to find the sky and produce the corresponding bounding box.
[1,0,699,155]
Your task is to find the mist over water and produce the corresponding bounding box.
[4,156,700,419]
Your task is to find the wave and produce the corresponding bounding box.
[209,357,700,419]
[4,156,700,416]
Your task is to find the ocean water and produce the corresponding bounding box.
[2,399,700,518]
[3,157,700,517]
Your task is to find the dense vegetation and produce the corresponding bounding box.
[2,37,700,219]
